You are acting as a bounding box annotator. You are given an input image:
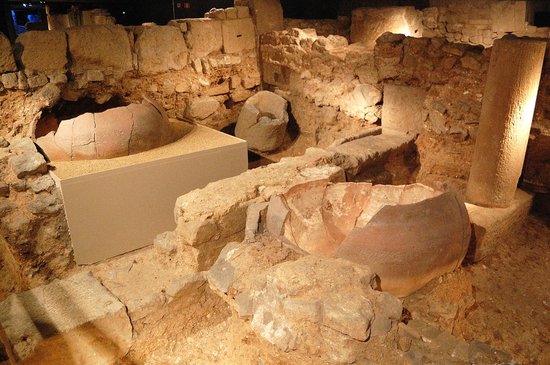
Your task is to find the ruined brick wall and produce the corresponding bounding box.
[0,138,72,299]
[375,33,550,191]
[348,2,549,49]
[262,27,550,191]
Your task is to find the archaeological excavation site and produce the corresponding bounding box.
[0,0,549,364]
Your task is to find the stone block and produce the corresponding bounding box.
[235,90,289,152]
[136,25,189,75]
[328,129,416,177]
[0,32,17,73]
[1,72,18,89]
[382,84,427,135]
[221,18,255,54]
[0,272,132,364]
[351,7,423,50]
[66,25,133,73]
[236,6,250,18]
[184,18,223,58]
[27,73,48,89]
[225,7,238,19]
[15,30,67,73]
[249,256,398,363]
[167,19,188,32]
[205,8,226,20]
[465,189,533,262]
[186,97,220,120]
[249,0,283,35]
[490,1,527,33]
[8,153,47,178]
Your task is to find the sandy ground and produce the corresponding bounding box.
[404,213,550,365]
[116,212,549,365]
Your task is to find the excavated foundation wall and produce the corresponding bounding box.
[422,0,549,46]
[0,7,261,298]
[260,27,550,192]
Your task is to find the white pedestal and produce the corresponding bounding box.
[51,123,248,264]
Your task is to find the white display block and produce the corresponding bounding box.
[51,124,248,264]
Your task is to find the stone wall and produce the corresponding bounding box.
[374,33,550,191]
[0,7,260,138]
[261,28,550,192]
[260,28,381,151]
[348,2,549,49]
[0,138,73,298]
[422,0,549,46]
[284,17,351,39]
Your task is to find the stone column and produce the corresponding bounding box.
[466,38,546,208]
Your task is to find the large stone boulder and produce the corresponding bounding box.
[235,91,289,152]
[248,256,402,363]
[184,19,223,59]
[0,32,17,73]
[266,181,471,297]
[207,239,402,363]
[15,30,67,73]
[135,25,189,75]
[66,25,133,73]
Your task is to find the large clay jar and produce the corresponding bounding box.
[266,181,471,297]
[36,96,178,161]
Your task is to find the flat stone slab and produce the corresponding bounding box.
[382,84,427,134]
[466,189,533,262]
[91,248,207,334]
[328,129,415,176]
[0,271,132,364]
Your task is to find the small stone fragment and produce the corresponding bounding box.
[29,175,55,193]
[27,194,63,215]
[8,152,48,178]
[153,231,178,255]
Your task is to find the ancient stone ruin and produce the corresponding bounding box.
[0,0,549,364]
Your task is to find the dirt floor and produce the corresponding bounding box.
[405,212,550,365]
[114,209,549,365]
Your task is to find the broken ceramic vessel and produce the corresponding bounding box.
[36,95,183,161]
[265,181,471,297]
